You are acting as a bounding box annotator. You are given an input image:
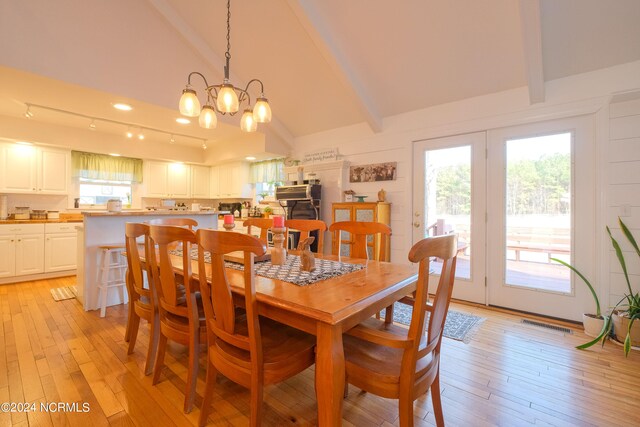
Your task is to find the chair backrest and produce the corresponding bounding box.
[329,221,391,260]
[405,234,457,387]
[147,217,198,230]
[124,222,153,303]
[242,218,274,244]
[148,225,197,319]
[284,219,327,254]
[195,229,266,362]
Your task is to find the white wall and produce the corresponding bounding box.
[606,96,640,308]
[292,61,640,314]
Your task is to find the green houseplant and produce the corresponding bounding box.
[606,218,640,356]
[550,257,611,349]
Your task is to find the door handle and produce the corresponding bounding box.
[413,222,420,228]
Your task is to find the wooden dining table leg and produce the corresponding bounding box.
[315,322,344,426]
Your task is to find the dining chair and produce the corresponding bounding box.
[147,224,205,413]
[342,234,458,427]
[329,220,391,261]
[242,217,275,244]
[123,222,159,376]
[330,220,394,321]
[284,219,327,253]
[147,217,198,230]
[195,229,316,427]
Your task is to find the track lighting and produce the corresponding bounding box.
[24,104,33,118]
[126,127,133,138]
[169,135,175,144]
[202,142,208,150]
[89,119,96,130]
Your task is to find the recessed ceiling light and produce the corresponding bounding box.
[245,156,256,161]
[176,118,191,124]
[16,141,33,146]
[109,153,121,157]
[113,103,133,111]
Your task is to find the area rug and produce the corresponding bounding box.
[50,285,78,302]
[383,304,485,343]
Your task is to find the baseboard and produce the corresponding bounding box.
[0,270,76,285]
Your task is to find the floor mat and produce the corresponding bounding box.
[50,285,78,302]
[384,304,485,343]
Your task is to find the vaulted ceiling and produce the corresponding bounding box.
[0,0,639,151]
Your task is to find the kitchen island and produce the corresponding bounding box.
[77,210,217,312]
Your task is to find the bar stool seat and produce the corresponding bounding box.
[97,244,127,317]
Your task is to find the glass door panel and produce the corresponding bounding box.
[505,133,571,292]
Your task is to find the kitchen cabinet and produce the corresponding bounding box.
[216,162,250,198]
[0,144,69,194]
[210,166,221,198]
[44,223,78,272]
[331,202,391,261]
[144,160,190,198]
[190,165,210,198]
[0,223,45,278]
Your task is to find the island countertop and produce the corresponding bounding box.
[82,210,219,217]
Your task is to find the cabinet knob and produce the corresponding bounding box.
[413,222,421,228]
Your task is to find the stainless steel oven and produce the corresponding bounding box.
[276,184,322,251]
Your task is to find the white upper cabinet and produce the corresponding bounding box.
[216,162,250,199]
[190,165,210,198]
[210,166,221,198]
[0,144,68,194]
[144,160,191,198]
[39,148,69,194]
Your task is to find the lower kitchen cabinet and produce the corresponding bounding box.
[0,222,78,283]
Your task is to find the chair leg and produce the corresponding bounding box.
[431,373,445,427]
[343,378,349,398]
[398,389,414,427]
[183,329,200,413]
[199,359,217,427]
[124,301,133,343]
[152,333,168,385]
[99,250,109,318]
[249,379,264,427]
[127,312,140,355]
[144,312,160,376]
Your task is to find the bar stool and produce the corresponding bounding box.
[97,244,127,317]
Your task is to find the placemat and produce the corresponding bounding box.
[170,248,365,286]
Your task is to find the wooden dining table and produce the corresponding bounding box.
[167,249,418,425]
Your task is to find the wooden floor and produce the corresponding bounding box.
[1,277,639,426]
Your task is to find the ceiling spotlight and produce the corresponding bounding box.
[245,156,256,161]
[176,117,190,125]
[138,132,145,140]
[24,104,34,118]
[202,142,207,150]
[113,103,133,111]
[89,119,97,130]
[169,135,175,144]
[109,153,121,157]
[125,127,133,138]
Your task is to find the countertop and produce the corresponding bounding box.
[0,219,83,224]
[83,210,219,217]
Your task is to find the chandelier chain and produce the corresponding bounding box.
[225,0,231,60]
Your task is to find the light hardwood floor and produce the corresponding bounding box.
[1,276,639,426]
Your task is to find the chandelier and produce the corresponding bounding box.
[178,0,272,132]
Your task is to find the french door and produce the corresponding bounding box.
[486,117,595,321]
[412,132,487,304]
[413,116,595,321]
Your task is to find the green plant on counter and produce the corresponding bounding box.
[607,217,640,356]
[550,257,612,350]
[262,206,273,215]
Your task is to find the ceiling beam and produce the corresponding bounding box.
[519,0,545,104]
[145,0,294,149]
[286,0,383,133]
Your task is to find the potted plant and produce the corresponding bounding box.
[550,257,611,348]
[262,206,273,218]
[606,218,640,356]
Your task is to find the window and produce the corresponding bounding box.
[79,178,132,206]
[256,181,282,199]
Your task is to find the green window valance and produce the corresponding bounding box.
[249,158,285,184]
[71,151,143,183]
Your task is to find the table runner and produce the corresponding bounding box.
[170,247,365,286]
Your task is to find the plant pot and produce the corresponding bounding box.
[263,213,271,219]
[612,310,640,346]
[582,313,605,338]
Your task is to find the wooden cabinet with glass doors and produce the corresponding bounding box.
[331,202,391,261]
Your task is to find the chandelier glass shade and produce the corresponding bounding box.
[178,0,271,132]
